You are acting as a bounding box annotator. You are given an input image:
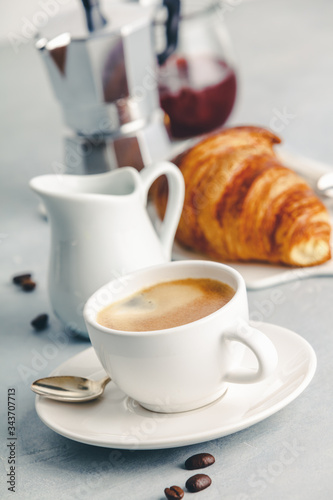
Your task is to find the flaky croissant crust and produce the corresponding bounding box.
[154,126,331,267]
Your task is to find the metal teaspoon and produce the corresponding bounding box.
[31,375,111,402]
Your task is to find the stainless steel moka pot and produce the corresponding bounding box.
[36,0,180,173]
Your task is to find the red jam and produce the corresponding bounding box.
[158,54,237,138]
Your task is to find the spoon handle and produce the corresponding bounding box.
[100,375,111,387]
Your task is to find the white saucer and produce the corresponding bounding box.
[35,322,316,450]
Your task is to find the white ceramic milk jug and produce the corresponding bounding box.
[30,162,184,337]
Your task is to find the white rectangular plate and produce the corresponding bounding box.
[170,148,333,289]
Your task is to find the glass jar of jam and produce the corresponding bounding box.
[157,0,237,139]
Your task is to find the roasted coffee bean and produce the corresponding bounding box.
[21,278,36,291]
[164,485,184,499]
[31,314,49,331]
[185,452,215,470]
[185,473,212,493]
[13,273,32,285]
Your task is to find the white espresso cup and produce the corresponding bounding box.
[84,261,278,413]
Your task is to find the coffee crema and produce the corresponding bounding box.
[97,278,235,332]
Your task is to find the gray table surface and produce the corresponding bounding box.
[1,0,333,498]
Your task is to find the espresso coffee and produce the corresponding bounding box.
[97,278,235,332]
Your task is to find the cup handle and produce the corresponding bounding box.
[139,161,185,260]
[223,322,278,384]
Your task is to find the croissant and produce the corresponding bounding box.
[153,126,331,267]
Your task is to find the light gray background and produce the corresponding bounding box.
[1,0,333,499]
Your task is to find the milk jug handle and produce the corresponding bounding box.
[139,162,185,260]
